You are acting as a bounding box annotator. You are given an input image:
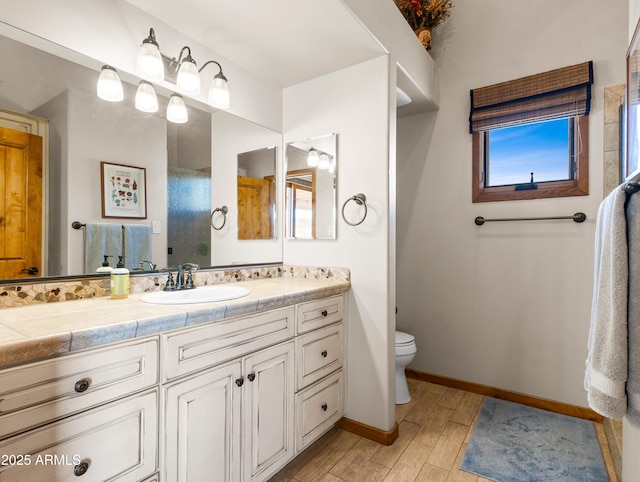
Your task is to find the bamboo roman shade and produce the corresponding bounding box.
[469,61,593,133]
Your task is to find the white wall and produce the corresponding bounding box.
[283,55,395,431]
[397,0,627,410]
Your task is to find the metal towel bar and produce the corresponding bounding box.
[474,212,587,226]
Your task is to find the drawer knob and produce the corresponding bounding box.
[321,403,328,411]
[321,350,328,358]
[235,377,244,387]
[247,372,256,382]
[321,310,328,317]
[74,378,91,393]
[74,461,89,476]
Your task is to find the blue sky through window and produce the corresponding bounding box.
[487,118,570,186]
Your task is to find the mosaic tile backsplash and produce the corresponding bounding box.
[0,265,350,309]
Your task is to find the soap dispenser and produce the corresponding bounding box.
[110,256,129,299]
[96,255,113,273]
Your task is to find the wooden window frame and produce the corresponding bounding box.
[472,115,589,203]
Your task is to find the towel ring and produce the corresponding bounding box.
[210,206,228,230]
[341,193,367,226]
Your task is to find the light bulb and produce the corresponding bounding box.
[167,94,188,123]
[307,149,319,167]
[97,65,123,102]
[208,73,230,109]
[318,154,331,170]
[135,81,158,113]
[177,57,201,95]
[136,30,164,81]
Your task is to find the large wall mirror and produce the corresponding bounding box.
[285,134,337,240]
[0,23,282,282]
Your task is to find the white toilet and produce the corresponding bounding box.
[395,331,417,404]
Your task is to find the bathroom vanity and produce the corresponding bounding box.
[0,276,349,482]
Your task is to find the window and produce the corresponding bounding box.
[470,62,592,202]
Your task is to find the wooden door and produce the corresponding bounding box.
[164,361,242,482]
[243,341,295,481]
[237,176,274,240]
[0,126,42,279]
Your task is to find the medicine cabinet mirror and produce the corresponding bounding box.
[285,134,337,239]
[237,146,277,240]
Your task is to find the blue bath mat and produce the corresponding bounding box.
[460,397,608,482]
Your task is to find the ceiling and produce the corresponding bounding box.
[124,0,386,88]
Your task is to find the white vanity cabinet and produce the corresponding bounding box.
[162,307,296,482]
[0,338,160,481]
[0,289,347,482]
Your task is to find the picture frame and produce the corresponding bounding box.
[100,161,147,219]
[626,19,640,182]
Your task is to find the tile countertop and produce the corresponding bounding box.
[0,277,350,369]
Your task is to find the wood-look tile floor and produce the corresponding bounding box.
[270,377,618,481]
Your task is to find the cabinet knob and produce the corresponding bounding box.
[321,403,328,411]
[74,461,89,476]
[247,372,256,382]
[321,310,328,317]
[321,350,328,358]
[235,377,244,387]
[74,378,91,393]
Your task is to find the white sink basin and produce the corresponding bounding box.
[141,285,251,305]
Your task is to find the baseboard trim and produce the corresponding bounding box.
[335,417,399,446]
[406,368,603,423]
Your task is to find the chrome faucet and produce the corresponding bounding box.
[162,263,199,291]
[139,260,156,271]
[176,263,198,290]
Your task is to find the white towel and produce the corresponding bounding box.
[585,185,628,419]
[123,224,152,270]
[84,223,123,273]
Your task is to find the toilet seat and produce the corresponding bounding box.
[395,331,415,346]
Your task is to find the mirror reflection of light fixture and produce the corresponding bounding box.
[318,153,331,170]
[199,60,230,109]
[167,94,188,123]
[135,81,159,113]
[97,65,124,102]
[136,28,164,82]
[307,148,320,167]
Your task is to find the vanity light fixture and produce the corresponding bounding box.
[307,148,320,167]
[167,94,188,123]
[136,28,164,81]
[135,81,159,113]
[97,65,124,102]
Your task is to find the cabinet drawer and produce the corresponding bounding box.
[163,306,295,381]
[0,389,158,482]
[295,371,344,452]
[296,295,344,334]
[296,323,343,390]
[0,337,159,439]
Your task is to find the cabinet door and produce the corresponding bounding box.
[164,361,242,482]
[243,341,295,481]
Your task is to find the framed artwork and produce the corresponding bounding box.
[100,162,147,218]
[626,19,640,182]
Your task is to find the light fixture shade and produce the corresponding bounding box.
[307,149,319,167]
[208,73,230,109]
[135,81,159,113]
[177,58,201,95]
[318,154,331,170]
[97,65,124,102]
[167,94,188,123]
[136,36,164,81]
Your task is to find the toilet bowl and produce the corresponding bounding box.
[395,331,417,404]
